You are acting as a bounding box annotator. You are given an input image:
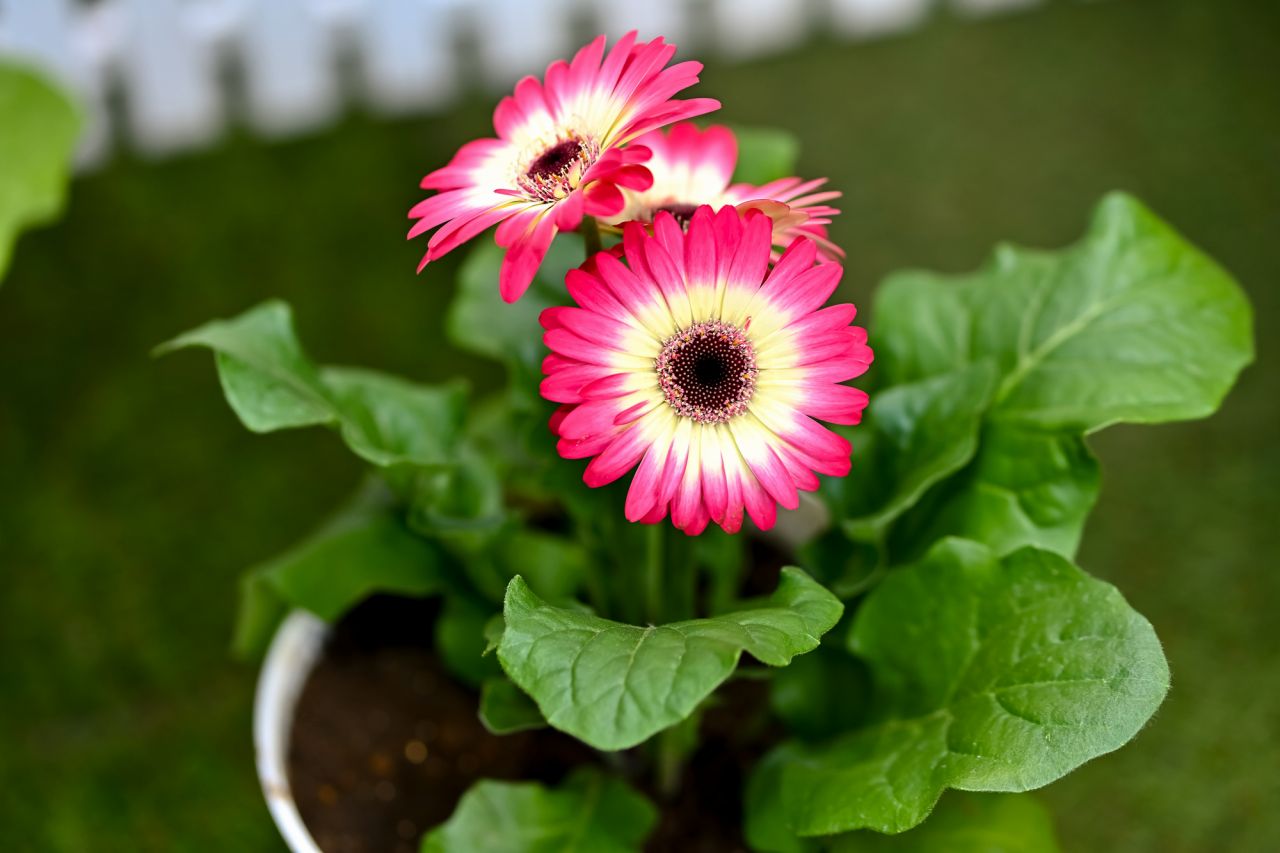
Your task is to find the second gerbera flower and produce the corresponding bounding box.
[408,32,719,303]
[542,206,872,535]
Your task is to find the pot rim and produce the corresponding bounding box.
[254,609,329,853]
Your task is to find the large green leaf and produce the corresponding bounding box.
[159,300,465,467]
[825,361,998,544]
[421,769,656,852]
[0,63,81,282]
[874,193,1253,432]
[232,483,447,657]
[758,539,1168,837]
[829,792,1059,853]
[498,568,842,750]
[890,424,1100,561]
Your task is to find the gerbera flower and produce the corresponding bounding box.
[408,32,719,302]
[604,122,844,262]
[541,206,872,535]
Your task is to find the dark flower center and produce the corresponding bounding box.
[517,135,599,202]
[655,203,700,228]
[656,320,757,424]
[527,139,583,180]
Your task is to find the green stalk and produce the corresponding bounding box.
[644,522,664,625]
[580,215,603,256]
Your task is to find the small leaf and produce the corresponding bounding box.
[761,539,1169,836]
[232,483,446,657]
[874,193,1254,432]
[435,596,503,687]
[891,424,1100,561]
[159,301,466,468]
[159,300,332,431]
[825,361,998,544]
[498,568,842,750]
[408,447,506,542]
[447,236,578,372]
[0,63,81,282]
[731,125,801,186]
[496,529,589,602]
[829,792,1060,853]
[421,769,656,853]
[322,367,466,470]
[479,677,546,734]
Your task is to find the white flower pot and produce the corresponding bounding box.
[254,610,330,853]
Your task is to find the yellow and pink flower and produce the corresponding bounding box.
[409,32,719,302]
[541,206,872,535]
[606,123,844,262]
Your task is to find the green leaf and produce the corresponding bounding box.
[761,539,1169,836]
[743,744,817,853]
[891,425,1100,561]
[159,300,332,431]
[421,769,656,853]
[321,367,466,470]
[731,125,800,186]
[232,483,446,657]
[435,596,503,687]
[498,568,842,750]
[479,677,546,734]
[159,301,466,467]
[825,362,998,544]
[0,63,81,282]
[874,193,1253,432]
[407,447,506,541]
[447,236,578,372]
[770,644,872,742]
[496,529,589,602]
[829,792,1059,853]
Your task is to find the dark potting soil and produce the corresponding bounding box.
[288,584,783,853]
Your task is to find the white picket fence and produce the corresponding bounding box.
[0,0,1047,168]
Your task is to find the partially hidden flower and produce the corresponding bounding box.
[408,32,719,302]
[604,122,844,262]
[541,206,872,534]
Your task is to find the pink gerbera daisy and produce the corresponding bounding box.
[541,206,872,535]
[605,123,844,262]
[408,32,719,302]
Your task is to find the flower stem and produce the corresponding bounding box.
[581,215,603,257]
[655,725,685,799]
[645,522,664,625]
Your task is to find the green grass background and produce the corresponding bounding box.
[1,0,1277,849]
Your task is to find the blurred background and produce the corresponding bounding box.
[1,0,1277,849]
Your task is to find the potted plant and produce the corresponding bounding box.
[161,31,1253,852]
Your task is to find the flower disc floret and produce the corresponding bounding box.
[656,320,757,424]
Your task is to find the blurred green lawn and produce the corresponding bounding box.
[1,0,1277,849]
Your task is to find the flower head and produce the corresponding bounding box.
[541,206,872,534]
[408,33,719,302]
[605,123,844,262]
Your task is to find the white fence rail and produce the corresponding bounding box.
[0,0,1047,167]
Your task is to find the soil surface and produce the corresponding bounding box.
[289,582,783,852]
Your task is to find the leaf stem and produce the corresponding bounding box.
[581,216,603,257]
